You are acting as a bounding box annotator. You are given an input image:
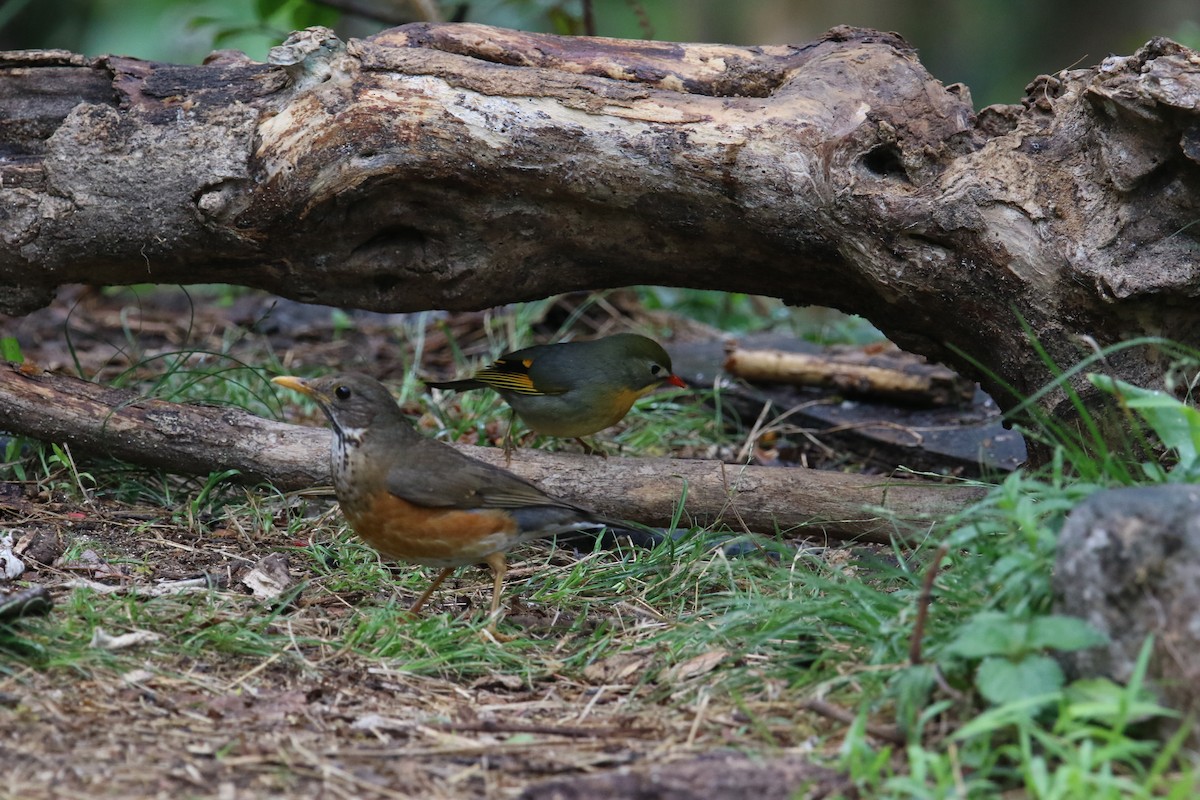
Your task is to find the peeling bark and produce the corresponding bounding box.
[0,365,983,543]
[2,25,1200,421]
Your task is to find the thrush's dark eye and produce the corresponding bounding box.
[650,364,663,375]
[335,385,352,400]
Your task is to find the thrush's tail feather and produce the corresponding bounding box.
[555,521,669,551]
[429,361,553,397]
[507,505,666,551]
[508,506,605,535]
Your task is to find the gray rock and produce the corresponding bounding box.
[1054,484,1200,724]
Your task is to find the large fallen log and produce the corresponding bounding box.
[0,364,983,544]
[3,26,1200,429]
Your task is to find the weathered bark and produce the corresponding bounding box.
[0,364,984,543]
[2,25,1199,419]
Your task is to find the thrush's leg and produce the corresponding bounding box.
[409,566,454,615]
[481,551,514,641]
[484,551,508,618]
[502,409,517,465]
[574,437,608,458]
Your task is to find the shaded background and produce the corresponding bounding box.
[4,0,1199,107]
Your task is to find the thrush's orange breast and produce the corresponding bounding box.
[340,489,522,570]
[506,385,653,437]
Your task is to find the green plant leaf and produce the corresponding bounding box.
[186,15,221,30]
[976,654,1065,705]
[946,612,1027,659]
[1089,373,1200,473]
[255,0,289,22]
[1027,615,1107,652]
[890,664,937,736]
[289,3,340,29]
[1064,678,1176,725]
[952,692,1062,739]
[1,336,22,363]
[213,26,259,47]
[546,7,582,35]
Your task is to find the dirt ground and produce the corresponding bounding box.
[0,503,835,796]
[0,487,855,800]
[1,288,861,799]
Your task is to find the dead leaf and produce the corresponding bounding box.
[63,577,214,596]
[470,672,525,691]
[122,669,155,684]
[582,652,651,684]
[350,713,413,732]
[240,552,293,601]
[0,529,25,580]
[663,649,729,682]
[89,627,162,650]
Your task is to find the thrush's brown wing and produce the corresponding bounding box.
[384,434,650,540]
[382,432,586,513]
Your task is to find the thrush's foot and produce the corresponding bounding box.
[574,437,608,458]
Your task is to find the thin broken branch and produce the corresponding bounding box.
[724,346,975,407]
[0,365,985,544]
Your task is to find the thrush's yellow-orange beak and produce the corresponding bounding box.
[271,375,314,397]
[665,374,687,388]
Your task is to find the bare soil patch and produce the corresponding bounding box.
[1,488,851,799]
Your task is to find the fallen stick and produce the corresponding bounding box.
[724,345,975,407]
[0,365,986,544]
